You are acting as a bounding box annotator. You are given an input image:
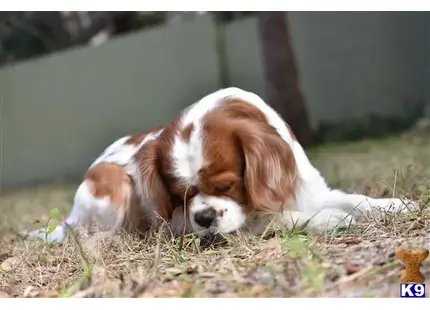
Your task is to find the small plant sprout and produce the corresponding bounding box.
[32,207,61,244]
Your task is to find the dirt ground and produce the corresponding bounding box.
[1,132,429,298]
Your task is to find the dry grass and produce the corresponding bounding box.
[1,132,429,298]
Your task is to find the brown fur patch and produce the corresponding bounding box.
[181,123,194,142]
[84,163,131,207]
[220,98,268,122]
[134,138,173,221]
[199,99,298,213]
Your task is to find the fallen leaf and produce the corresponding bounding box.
[23,286,40,298]
[164,267,185,276]
[336,237,362,245]
[164,266,197,277]
[345,262,361,275]
[250,285,267,295]
[199,272,218,278]
[1,257,20,272]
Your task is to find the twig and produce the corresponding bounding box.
[178,186,190,252]
[65,223,92,279]
[57,223,92,297]
[150,222,164,275]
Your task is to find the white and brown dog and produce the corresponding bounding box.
[28,87,419,243]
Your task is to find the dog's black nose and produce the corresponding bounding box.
[194,208,217,228]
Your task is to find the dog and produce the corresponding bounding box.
[27,87,419,244]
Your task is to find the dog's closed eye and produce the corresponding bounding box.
[214,183,233,194]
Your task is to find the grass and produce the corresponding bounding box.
[0,132,429,298]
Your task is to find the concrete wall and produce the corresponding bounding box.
[288,12,429,125]
[1,12,429,188]
[2,15,220,188]
[224,17,266,101]
[224,12,430,128]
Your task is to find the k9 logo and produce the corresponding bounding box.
[400,283,426,298]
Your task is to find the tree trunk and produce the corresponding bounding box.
[257,12,314,147]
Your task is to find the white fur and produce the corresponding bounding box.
[27,129,163,244]
[172,131,203,185]
[91,129,162,169]
[171,87,420,235]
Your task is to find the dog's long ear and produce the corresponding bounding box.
[234,119,298,212]
[136,139,173,222]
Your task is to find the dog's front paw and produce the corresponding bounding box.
[25,225,67,244]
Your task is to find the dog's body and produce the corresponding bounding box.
[27,88,419,243]
[28,126,170,243]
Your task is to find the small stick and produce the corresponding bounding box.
[178,186,190,252]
